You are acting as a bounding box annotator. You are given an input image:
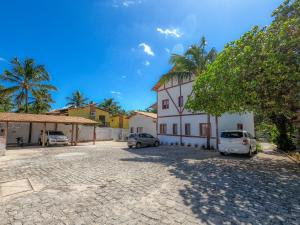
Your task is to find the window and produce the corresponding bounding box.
[99,115,105,123]
[237,123,243,130]
[185,123,191,136]
[144,134,154,138]
[178,96,183,107]
[129,134,137,139]
[221,131,243,138]
[137,127,143,133]
[139,133,146,138]
[173,124,178,135]
[160,124,167,134]
[130,127,134,133]
[162,99,169,109]
[200,123,211,137]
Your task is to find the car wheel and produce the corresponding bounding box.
[129,146,132,149]
[220,152,226,156]
[154,141,160,147]
[248,147,252,157]
[136,142,141,149]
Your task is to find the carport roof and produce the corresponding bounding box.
[0,112,98,124]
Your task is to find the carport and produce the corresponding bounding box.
[0,112,98,148]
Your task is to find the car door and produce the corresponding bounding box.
[138,133,147,146]
[144,134,154,145]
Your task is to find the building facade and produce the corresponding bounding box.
[129,111,157,137]
[109,115,129,129]
[153,74,255,148]
[47,104,110,127]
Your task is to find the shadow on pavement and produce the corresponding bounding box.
[121,147,300,224]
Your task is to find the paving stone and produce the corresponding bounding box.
[0,142,299,225]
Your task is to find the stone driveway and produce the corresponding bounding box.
[0,142,299,225]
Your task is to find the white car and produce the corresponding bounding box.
[219,130,257,156]
[39,130,69,146]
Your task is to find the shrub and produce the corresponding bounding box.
[256,143,263,152]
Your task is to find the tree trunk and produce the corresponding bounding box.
[215,116,219,151]
[28,122,32,144]
[207,114,211,149]
[25,87,32,144]
[25,88,29,113]
[271,115,295,151]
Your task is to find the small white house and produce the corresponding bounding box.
[129,111,157,137]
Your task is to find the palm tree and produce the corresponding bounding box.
[0,58,57,112]
[66,90,89,108]
[98,98,123,115]
[159,36,217,83]
[30,89,55,114]
[0,85,14,112]
[159,36,217,148]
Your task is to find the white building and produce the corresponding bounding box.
[129,111,157,137]
[152,74,255,149]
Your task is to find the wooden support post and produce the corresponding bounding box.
[42,122,46,147]
[93,124,96,145]
[75,124,78,146]
[71,124,74,146]
[5,122,8,149]
[54,123,58,131]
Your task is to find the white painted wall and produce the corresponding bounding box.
[156,76,255,148]
[129,114,157,137]
[0,122,129,144]
[219,112,255,136]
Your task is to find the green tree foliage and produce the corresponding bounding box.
[98,98,124,116]
[187,0,300,150]
[0,85,14,112]
[159,36,217,84]
[30,89,55,114]
[0,58,57,113]
[66,90,89,108]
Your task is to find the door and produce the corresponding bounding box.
[144,133,155,145]
[119,116,123,128]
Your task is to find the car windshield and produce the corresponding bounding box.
[221,132,244,138]
[48,131,64,136]
[129,134,137,138]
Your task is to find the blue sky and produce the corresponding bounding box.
[0,0,282,111]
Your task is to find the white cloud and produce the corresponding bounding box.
[111,90,122,99]
[139,43,155,56]
[111,91,122,95]
[121,75,127,79]
[157,28,183,38]
[165,48,170,54]
[113,0,144,8]
[0,57,7,62]
[144,60,150,66]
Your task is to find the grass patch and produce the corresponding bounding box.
[256,143,263,152]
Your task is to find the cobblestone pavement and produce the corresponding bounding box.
[0,142,299,225]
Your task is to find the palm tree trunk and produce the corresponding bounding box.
[25,88,29,113]
[25,87,32,144]
[207,114,211,149]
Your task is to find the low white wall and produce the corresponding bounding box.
[0,122,129,144]
[78,126,128,142]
